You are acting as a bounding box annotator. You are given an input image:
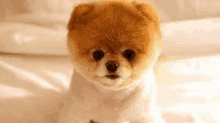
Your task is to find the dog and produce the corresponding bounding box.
[58,0,164,123]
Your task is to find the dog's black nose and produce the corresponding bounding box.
[105,60,120,73]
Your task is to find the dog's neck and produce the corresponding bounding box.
[69,69,154,101]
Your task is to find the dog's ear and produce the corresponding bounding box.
[132,1,160,30]
[132,1,162,54]
[68,3,96,30]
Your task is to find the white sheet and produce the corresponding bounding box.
[1,0,220,122]
[156,55,220,123]
[1,54,220,122]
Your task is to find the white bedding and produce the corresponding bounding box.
[1,54,220,123]
[1,0,220,123]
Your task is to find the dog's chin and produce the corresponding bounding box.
[91,74,135,90]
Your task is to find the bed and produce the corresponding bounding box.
[0,0,220,122]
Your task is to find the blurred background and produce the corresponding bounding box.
[1,0,220,22]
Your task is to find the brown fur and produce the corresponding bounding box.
[59,1,164,123]
[67,0,162,87]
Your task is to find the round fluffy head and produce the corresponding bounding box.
[67,0,162,90]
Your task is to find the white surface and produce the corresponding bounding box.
[0,54,220,122]
[156,55,220,123]
[1,0,220,22]
[1,0,220,122]
[0,13,69,55]
[1,17,220,57]
[161,18,220,59]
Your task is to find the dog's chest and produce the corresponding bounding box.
[60,70,155,123]
[65,86,151,123]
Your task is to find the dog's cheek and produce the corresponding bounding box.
[131,54,151,77]
[71,49,97,77]
[95,60,107,77]
[117,56,132,77]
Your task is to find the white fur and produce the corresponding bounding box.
[95,59,132,87]
[58,68,164,123]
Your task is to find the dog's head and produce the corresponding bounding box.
[67,0,162,89]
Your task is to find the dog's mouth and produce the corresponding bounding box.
[105,74,120,79]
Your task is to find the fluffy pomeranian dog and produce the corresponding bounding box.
[59,0,164,123]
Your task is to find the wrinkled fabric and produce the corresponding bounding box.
[1,0,220,122]
[1,54,220,122]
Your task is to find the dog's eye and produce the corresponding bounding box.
[93,50,105,61]
[122,49,135,61]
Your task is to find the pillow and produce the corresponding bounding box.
[0,13,69,55]
[1,15,220,56]
[161,18,220,60]
[155,54,220,85]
